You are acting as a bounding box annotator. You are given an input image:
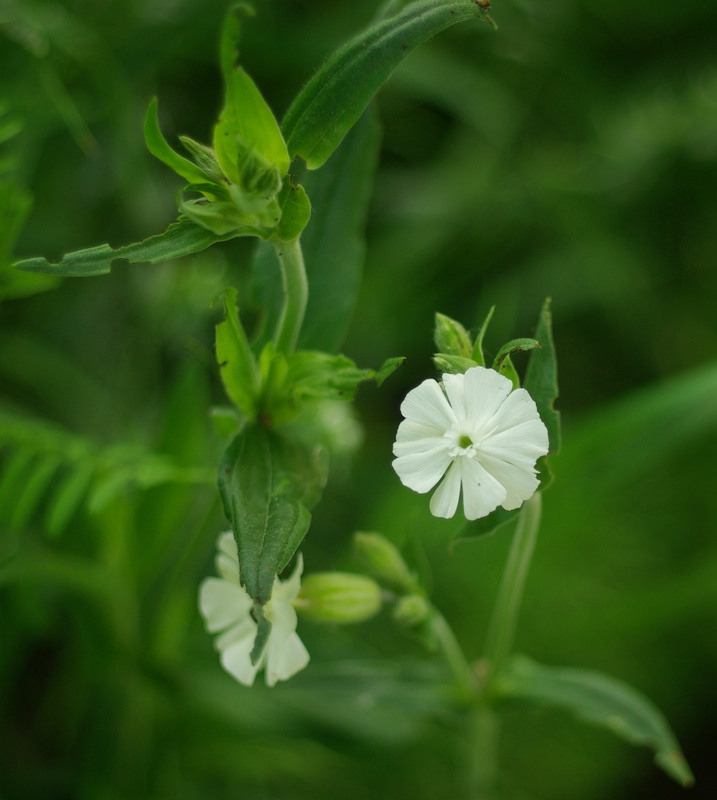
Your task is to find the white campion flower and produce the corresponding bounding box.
[392,366,549,520]
[198,532,309,687]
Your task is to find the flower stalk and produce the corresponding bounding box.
[482,491,542,685]
[273,236,308,354]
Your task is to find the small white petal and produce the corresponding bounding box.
[214,616,258,652]
[198,577,253,633]
[216,552,240,583]
[400,378,457,430]
[429,461,463,518]
[220,634,262,687]
[442,372,468,425]
[264,632,310,687]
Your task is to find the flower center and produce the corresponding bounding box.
[447,431,477,459]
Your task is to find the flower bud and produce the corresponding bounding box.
[295,572,381,624]
[353,532,416,592]
[434,312,473,358]
[392,594,431,628]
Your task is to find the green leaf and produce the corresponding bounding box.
[44,462,94,538]
[143,98,211,185]
[13,219,229,276]
[215,287,261,421]
[432,354,479,375]
[214,4,289,182]
[282,0,489,169]
[498,655,694,787]
[218,426,328,658]
[524,298,560,455]
[298,108,382,350]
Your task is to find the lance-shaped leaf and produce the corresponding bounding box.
[214,4,289,183]
[497,656,694,788]
[218,426,327,658]
[13,219,230,277]
[524,298,561,455]
[282,0,489,169]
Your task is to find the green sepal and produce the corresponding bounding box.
[218,425,328,661]
[492,338,541,388]
[496,655,694,788]
[434,312,473,359]
[275,179,311,242]
[214,4,289,183]
[471,305,495,366]
[282,0,488,169]
[13,219,229,277]
[215,287,261,421]
[433,354,479,375]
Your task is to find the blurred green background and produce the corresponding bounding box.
[1,1,716,798]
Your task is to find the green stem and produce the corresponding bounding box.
[273,236,308,353]
[482,492,542,683]
[430,607,476,700]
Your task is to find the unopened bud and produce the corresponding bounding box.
[434,313,473,358]
[392,594,431,628]
[353,532,415,592]
[295,572,381,624]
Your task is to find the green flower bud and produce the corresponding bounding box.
[295,572,382,624]
[392,594,431,628]
[434,312,473,358]
[353,532,416,592]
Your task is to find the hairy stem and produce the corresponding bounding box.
[273,236,308,353]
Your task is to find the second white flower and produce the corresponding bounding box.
[392,366,549,520]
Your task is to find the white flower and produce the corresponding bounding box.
[198,532,309,687]
[392,366,549,520]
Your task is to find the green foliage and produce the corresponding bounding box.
[2,0,715,798]
[498,656,694,787]
[218,426,328,659]
[0,409,213,540]
[282,0,491,168]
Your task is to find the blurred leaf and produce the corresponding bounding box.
[524,298,561,457]
[498,655,694,787]
[298,108,382,351]
[13,219,230,276]
[282,0,488,169]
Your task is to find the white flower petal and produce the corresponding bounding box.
[442,372,468,425]
[393,447,453,493]
[264,632,310,687]
[220,634,262,687]
[463,367,513,432]
[400,378,457,430]
[457,456,508,519]
[198,577,253,633]
[481,419,549,466]
[215,616,258,652]
[429,461,463,518]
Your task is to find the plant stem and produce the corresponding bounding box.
[482,492,542,684]
[273,236,308,353]
[430,607,476,699]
